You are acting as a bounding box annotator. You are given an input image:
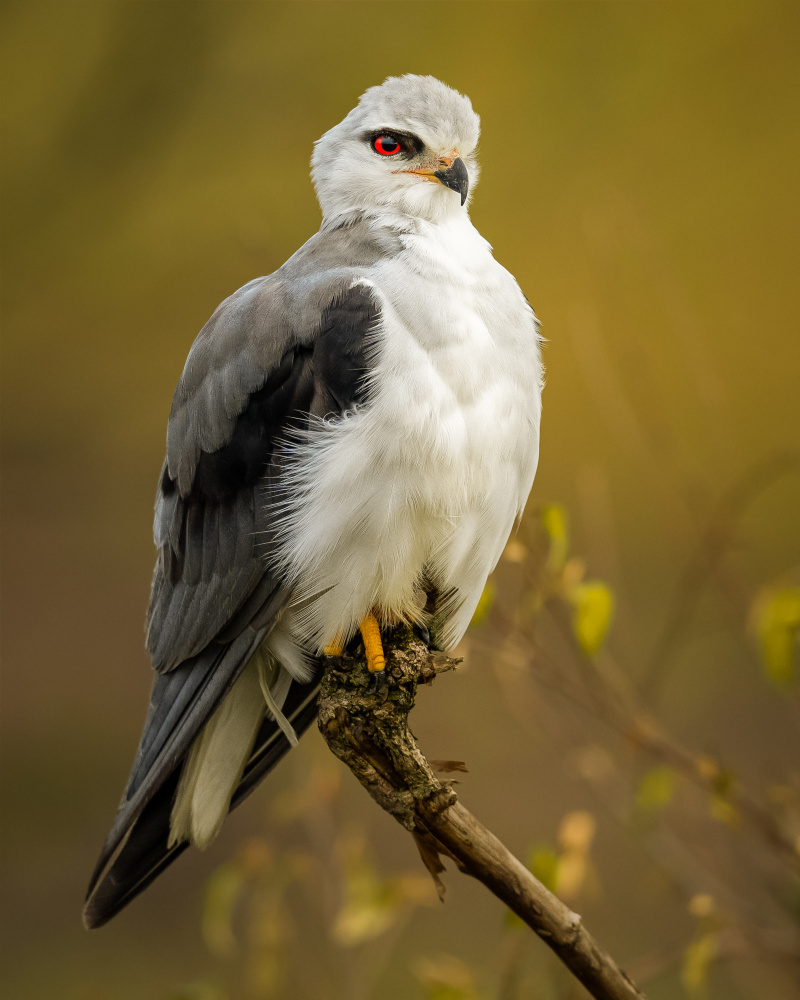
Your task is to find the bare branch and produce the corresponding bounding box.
[318,628,646,1000]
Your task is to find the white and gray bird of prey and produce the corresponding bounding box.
[84,75,543,928]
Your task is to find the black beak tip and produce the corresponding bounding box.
[434,156,469,207]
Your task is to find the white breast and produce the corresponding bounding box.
[276,214,543,653]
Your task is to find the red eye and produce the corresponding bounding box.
[373,135,401,156]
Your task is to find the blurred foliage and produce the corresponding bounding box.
[568,580,615,657]
[681,895,723,1000]
[469,582,496,630]
[3,3,800,1000]
[331,836,433,947]
[636,766,677,815]
[412,955,483,1000]
[189,761,440,999]
[511,809,599,928]
[751,586,800,688]
[541,504,569,576]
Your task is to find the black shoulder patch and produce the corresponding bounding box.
[187,347,314,504]
[312,283,380,415]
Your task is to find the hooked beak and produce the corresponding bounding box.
[400,154,470,207]
[433,156,469,206]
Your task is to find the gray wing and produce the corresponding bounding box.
[84,227,390,928]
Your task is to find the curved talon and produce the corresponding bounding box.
[413,623,432,647]
[359,612,385,674]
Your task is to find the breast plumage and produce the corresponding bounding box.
[275,212,542,654]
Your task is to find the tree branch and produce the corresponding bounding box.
[318,627,645,1000]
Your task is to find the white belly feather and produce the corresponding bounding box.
[275,215,543,653]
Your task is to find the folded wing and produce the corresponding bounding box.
[84,258,381,928]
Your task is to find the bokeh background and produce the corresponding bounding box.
[2,3,799,999]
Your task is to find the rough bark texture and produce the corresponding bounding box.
[318,625,645,1000]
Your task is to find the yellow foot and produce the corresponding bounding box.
[359,612,385,674]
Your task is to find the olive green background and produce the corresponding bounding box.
[2,3,799,999]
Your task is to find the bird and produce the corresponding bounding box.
[84,74,543,929]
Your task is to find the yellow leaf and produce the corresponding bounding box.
[753,586,800,687]
[469,582,495,628]
[556,811,597,900]
[332,892,398,947]
[681,932,717,997]
[709,795,740,827]
[541,503,569,572]
[558,810,597,853]
[413,954,479,1000]
[331,838,433,946]
[556,853,589,901]
[636,766,676,812]
[569,581,615,656]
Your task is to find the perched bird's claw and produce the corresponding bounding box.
[413,622,432,647]
[413,622,443,652]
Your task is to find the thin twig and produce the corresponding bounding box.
[317,628,646,1000]
[489,589,800,878]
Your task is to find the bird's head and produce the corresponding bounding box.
[312,75,480,225]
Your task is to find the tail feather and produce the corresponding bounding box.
[169,647,303,852]
[169,657,266,850]
[83,675,319,929]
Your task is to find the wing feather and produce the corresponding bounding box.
[84,256,383,929]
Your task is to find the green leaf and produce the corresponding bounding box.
[754,587,800,688]
[636,766,676,812]
[527,844,559,893]
[469,582,495,629]
[541,503,569,572]
[569,581,615,656]
[681,932,717,998]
